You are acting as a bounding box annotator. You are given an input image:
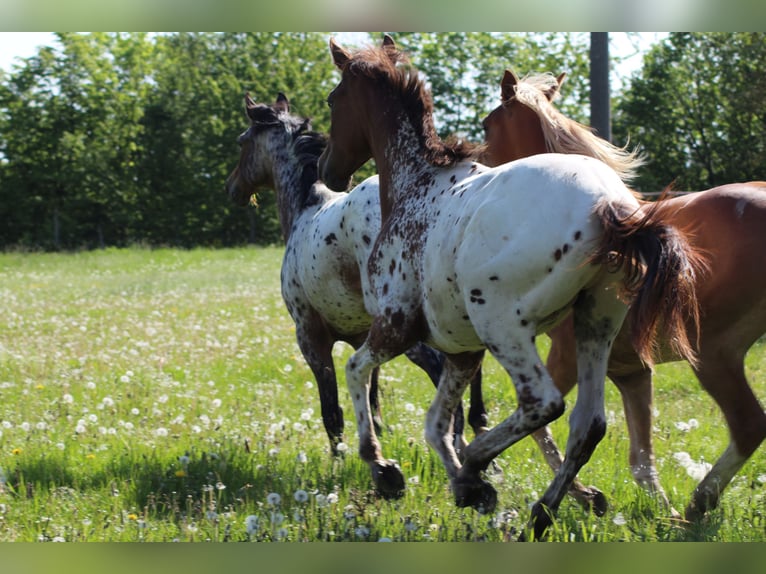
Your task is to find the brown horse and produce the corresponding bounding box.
[482,68,766,522]
[317,36,703,539]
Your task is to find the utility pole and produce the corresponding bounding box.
[590,32,611,142]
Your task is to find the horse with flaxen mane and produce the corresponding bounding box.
[318,35,704,539]
[224,92,487,458]
[481,68,766,523]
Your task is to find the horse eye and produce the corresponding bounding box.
[326,97,333,109]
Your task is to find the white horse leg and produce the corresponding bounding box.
[451,330,565,513]
[526,286,627,540]
[424,352,483,476]
[344,341,406,498]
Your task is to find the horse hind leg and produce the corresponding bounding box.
[684,351,766,521]
[525,286,627,540]
[448,329,565,514]
[530,316,608,515]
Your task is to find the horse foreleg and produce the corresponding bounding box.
[369,366,383,434]
[346,343,406,498]
[468,364,489,434]
[612,369,676,515]
[684,352,766,521]
[294,319,344,454]
[424,352,488,506]
[405,343,471,456]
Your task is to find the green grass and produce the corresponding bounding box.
[0,247,763,542]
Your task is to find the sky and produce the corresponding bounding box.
[0,32,668,91]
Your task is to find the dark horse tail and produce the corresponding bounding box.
[592,195,706,367]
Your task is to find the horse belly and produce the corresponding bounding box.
[288,209,374,337]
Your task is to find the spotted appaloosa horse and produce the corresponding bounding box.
[224,93,487,457]
[482,68,766,522]
[318,36,704,539]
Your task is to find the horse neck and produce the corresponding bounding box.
[269,134,319,241]
[373,111,435,220]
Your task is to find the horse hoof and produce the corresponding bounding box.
[453,477,498,514]
[372,460,405,499]
[585,485,608,517]
[527,501,554,541]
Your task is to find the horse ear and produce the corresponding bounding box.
[382,34,395,48]
[275,92,290,113]
[544,72,567,101]
[329,37,351,70]
[501,69,520,103]
[244,93,257,110]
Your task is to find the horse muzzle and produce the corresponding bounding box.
[318,152,352,192]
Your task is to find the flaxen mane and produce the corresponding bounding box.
[343,45,476,167]
[512,74,644,184]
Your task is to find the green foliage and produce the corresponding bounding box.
[614,32,766,192]
[0,32,335,250]
[2,33,765,248]
[393,32,591,141]
[0,248,763,542]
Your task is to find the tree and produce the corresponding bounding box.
[391,32,591,142]
[614,32,766,192]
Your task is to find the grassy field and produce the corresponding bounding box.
[0,247,763,542]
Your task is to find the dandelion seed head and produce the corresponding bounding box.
[245,515,260,535]
[294,489,308,503]
[266,492,281,507]
[354,525,370,539]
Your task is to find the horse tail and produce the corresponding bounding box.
[591,195,706,367]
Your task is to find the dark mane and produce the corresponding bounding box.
[344,45,475,167]
[292,130,328,205]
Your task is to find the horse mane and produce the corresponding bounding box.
[343,45,475,167]
[512,74,645,184]
[292,130,328,206]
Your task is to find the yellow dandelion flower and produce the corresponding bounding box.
[86,454,96,460]
[175,470,187,478]
[12,448,22,455]
[35,384,44,390]
[127,513,138,521]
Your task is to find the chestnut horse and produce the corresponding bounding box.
[482,68,766,522]
[318,36,704,539]
[224,93,487,457]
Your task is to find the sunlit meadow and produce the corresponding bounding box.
[0,247,763,542]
